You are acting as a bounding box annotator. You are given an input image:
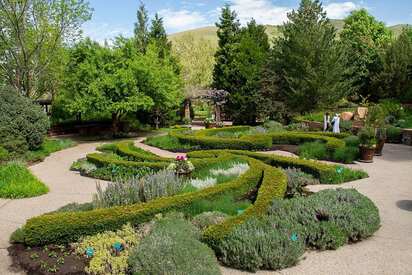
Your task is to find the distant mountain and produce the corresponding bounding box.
[169,20,409,45]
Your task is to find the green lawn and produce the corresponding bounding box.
[24,138,76,163]
[145,135,196,151]
[0,162,48,199]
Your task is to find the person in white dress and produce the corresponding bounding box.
[323,112,331,132]
[331,113,340,133]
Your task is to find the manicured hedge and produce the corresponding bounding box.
[87,153,169,170]
[20,156,285,246]
[170,127,346,151]
[114,141,169,162]
[203,163,287,246]
[187,150,367,184]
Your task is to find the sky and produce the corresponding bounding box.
[82,0,412,43]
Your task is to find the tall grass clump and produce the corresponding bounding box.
[0,162,48,198]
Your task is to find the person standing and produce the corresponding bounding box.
[331,113,340,133]
[323,112,331,132]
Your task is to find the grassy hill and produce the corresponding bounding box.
[169,20,408,45]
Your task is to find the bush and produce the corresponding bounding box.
[93,170,186,208]
[298,142,327,160]
[191,211,229,231]
[344,135,360,147]
[0,162,48,198]
[0,87,49,151]
[73,223,140,275]
[285,123,310,131]
[284,168,319,198]
[340,120,353,133]
[263,120,285,132]
[0,146,9,162]
[358,127,376,147]
[128,214,221,275]
[215,217,305,272]
[332,146,359,163]
[386,126,403,143]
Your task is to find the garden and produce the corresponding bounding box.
[1,0,412,274]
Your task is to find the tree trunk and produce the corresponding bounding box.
[184,99,191,121]
[112,113,119,137]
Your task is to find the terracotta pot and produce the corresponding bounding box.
[359,145,375,163]
[375,139,386,156]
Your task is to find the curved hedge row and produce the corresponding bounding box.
[170,127,346,151]
[19,155,288,246]
[114,141,169,162]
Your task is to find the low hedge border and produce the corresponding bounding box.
[86,153,170,170]
[187,150,367,184]
[203,163,287,246]
[20,156,287,246]
[170,127,346,151]
[114,141,169,162]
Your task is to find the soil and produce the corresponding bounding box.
[8,244,88,275]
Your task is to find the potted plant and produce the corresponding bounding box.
[375,127,387,156]
[358,127,376,163]
[167,155,194,177]
[366,105,387,156]
[204,117,215,129]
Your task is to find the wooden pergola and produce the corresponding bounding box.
[183,89,229,122]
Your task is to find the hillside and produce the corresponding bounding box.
[169,20,408,44]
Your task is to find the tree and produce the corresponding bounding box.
[149,13,171,58]
[59,38,182,134]
[340,9,392,101]
[263,0,351,114]
[134,1,149,53]
[372,27,412,101]
[173,34,216,94]
[212,4,240,92]
[0,0,91,98]
[227,19,270,125]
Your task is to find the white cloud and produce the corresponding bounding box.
[229,0,291,25]
[158,9,209,33]
[324,2,358,19]
[82,22,132,45]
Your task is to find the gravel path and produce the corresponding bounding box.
[1,141,411,274]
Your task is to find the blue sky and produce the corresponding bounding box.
[83,0,412,43]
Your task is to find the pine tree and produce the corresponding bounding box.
[149,13,172,58]
[263,0,351,114]
[228,19,270,125]
[212,4,240,91]
[134,1,149,53]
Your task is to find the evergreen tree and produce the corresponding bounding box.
[340,9,392,101]
[134,1,149,53]
[149,13,172,58]
[228,19,270,125]
[212,4,240,91]
[263,0,351,114]
[372,27,412,101]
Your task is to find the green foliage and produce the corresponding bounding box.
[264,0,352,114]
[332,146,359,163]
[191,211,229,231]
[0,87,49,151]
[128,214,221,275]
[74,224,139,275]
[0,0,91,98]
[93,170,186,208]
[145,133,198,151]
[0,147,9,162]
[284,168,319,198]
[0,162,48,199]
[344,135,360,147]
[216,217,305,272]
[24,138,75,163]
[215,189,380,272]
[358,127,376,147]
[341,9,392,100]
[340,120,353,133]
[298,142,328,160]
[372,27,412,100]
[386,126,403,143]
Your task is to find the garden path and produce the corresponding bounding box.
[0,141,109,275]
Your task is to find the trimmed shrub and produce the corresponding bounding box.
[298,142,328,160]
[333,146,359,163]
[344,135,360,147]
[192,211,229,231]
[128,214,221,275]
[0,87,49,151]
[284,168,319,198]
[216,217,305,272]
